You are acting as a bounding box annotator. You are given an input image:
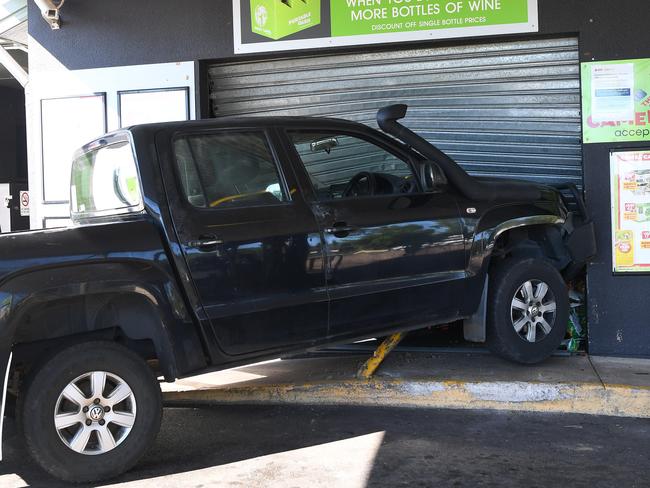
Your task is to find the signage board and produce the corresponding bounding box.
[582,58,650,144]
[234,0,539,54]
[610,149,650,273]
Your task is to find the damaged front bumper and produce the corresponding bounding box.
[557,184,597,279]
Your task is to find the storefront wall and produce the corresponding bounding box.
[27,0,650,357]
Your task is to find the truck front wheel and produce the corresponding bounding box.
[486,257,569,364]
[20,341,162,482]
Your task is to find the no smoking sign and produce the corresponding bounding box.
[19,191,29,217]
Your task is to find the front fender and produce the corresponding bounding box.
[467,215,565,278]
[461,214,565,340]
[464,213,564,328]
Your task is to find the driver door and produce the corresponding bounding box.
[284,129,466,340]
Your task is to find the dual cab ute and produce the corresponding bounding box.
[0,105,595,482]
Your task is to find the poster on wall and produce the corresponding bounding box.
[233,0,539,54]
[610,149,650,273]
[582,58,650,144]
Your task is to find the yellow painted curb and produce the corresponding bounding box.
[163,379,650,419]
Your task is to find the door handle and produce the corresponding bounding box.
[325,222,355,238]
[188,235,223,249]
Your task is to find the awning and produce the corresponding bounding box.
[0,0,28,86]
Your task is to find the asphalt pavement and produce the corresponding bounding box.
[1,405,648,487]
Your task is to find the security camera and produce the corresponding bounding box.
[43,9,60,29]
[34,0,64,29]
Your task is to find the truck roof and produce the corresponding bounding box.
[127,115,370,134]
[78,115,391,157]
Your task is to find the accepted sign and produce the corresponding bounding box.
[234,0,539,54]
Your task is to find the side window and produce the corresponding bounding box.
[288,132,418,200]
[173,131,288,209]
[71,140,142,220]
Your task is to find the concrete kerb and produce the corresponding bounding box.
[163,377,650,419]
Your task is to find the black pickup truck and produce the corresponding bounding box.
[0,105,595,482]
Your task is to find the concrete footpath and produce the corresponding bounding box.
[162,352,650,418]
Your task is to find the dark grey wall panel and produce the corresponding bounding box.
[28,0,648,70]
[539,0,650,358]
[0,84,26,182]
[28,0,234,69]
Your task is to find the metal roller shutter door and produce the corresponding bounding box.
[208,37,582,186]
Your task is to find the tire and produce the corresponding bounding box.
[486,257,569,364]
[20,341,162,483]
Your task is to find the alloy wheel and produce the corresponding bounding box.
[510,279,557,343]
[53,371,137,455]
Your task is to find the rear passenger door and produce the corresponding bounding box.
[284,128,466,339]
[162,128,328,356]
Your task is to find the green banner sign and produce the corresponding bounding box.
[582,58,650,144]
[235,0,538,54]
[331,0,529,37]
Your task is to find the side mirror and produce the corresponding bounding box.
[420,160,447,190]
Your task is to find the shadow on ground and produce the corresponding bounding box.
[1,405,649,487]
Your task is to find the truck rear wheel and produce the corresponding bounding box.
[20,341,162,483]
[486,257,568,364]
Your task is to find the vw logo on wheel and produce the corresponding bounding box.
[88,405,104,421]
